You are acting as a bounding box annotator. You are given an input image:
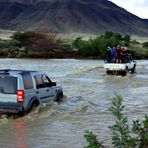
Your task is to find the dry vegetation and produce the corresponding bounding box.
[0,30,148,59]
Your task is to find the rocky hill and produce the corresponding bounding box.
[0,0,148,36]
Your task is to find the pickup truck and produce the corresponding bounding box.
[104,60,136,76]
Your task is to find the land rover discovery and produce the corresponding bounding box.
[0,69,63,115]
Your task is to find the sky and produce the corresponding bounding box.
[109,0,148,19]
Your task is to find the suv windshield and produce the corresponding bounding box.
[0,76,17,94]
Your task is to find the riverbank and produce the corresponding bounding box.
[0,48,96,59]
[0,30,148,59]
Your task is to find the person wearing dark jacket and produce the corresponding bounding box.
[105,46,112,63]
[116,45,122,63]
[111,47,117,63]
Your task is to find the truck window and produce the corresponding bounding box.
[0,76,17,94]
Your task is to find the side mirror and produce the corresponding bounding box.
[52,82,56,86]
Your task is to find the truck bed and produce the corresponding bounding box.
[104,60,136,75]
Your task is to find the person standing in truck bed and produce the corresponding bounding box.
[121,47,128,63]
[116,45,122,63]
[111,47,117,63]
[105,46,112,63]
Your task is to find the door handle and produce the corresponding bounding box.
[46,89,49,92]
[36,91,39,94]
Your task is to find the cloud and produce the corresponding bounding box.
[109,0,148,18]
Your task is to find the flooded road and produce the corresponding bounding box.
[0,59,147,148]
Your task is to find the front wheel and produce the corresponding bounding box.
[131,64,136,73]
[56,92,64,102]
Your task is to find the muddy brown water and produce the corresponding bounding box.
[0,59,147,148]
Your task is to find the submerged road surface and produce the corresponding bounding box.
[0,59,147,148]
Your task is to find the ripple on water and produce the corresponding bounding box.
[0,59,147,148]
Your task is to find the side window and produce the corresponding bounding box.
[21,72,33,90]
[34,75,52,89]
[34,75,44,89]
[43,75,56,87]
[42,75,52,85]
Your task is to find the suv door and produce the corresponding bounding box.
[34,75,55,103]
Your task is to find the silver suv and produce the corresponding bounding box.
[0,69,63,115]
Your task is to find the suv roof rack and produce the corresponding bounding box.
[0,69,11,72]
[0,69,11,74]
[0,69,37,73]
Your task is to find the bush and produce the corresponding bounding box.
[72,37,82,49]
[29,33,62,53]
[11,31,63,55]
[130,45,148,59]
[84,130,104,148]
[84,95,148,147]
[131,40,140,45]
[0,40,19,49]
[123,35,131,43]
[109,95,132,147]
[78,39,101,57]
[60,43,72,51]
[143,42,148,47]
[132,116,148,148]
[72,32,131,58]
[77,35,121,58]
[11,31,37,47]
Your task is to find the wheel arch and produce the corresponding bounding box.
[26,96,40,112]
[55,90,63,102]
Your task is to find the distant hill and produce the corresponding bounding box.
[0,0,148,36]
[143,19,148,24]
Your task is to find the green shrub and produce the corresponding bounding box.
[123,35,131,43]
[84,95,148,148]
[131,40,140,45]
[60,43,72,51]
[11,31,37,47]
[143,42,148,47]
[130,47,148,59]
[73,32,131,58]
[0,31,64,58]
[11,31,63,56]
[0,40,19,49]
[77,35,121,58]
[132,116,148,148]
[72,37,83,49]
[109,95,133,147]
[84,130,104,148]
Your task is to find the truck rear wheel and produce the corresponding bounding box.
[106,70,113,75]
[121,70,127,76]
